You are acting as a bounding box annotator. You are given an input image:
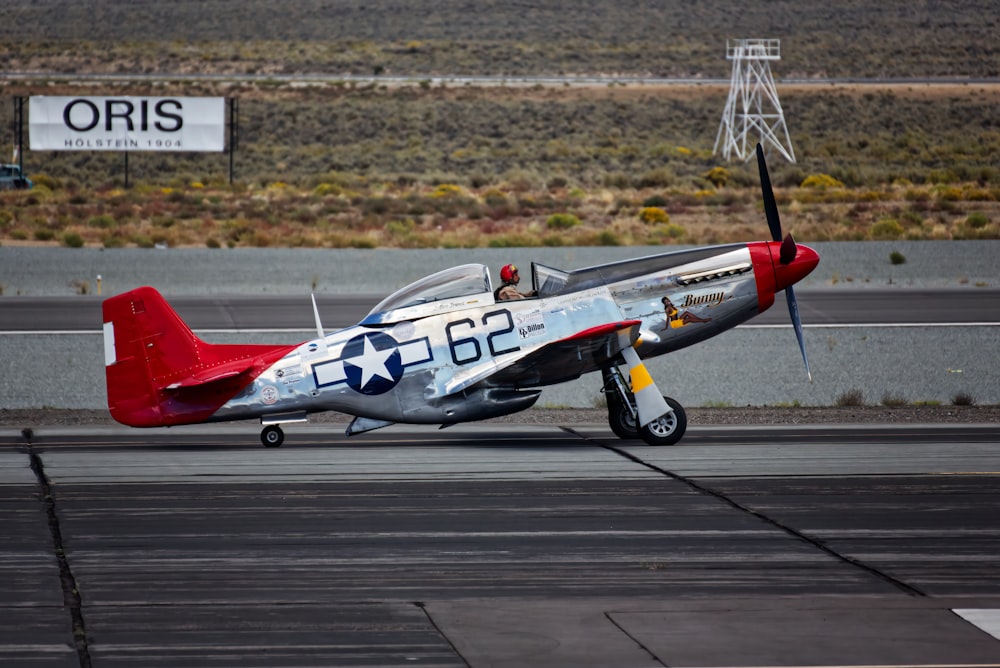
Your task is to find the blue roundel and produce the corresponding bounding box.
[341,331,403,395]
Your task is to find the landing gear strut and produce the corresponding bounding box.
[261,424,284,448]
[602,367,687,446]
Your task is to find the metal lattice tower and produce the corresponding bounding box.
[714,38,796,163]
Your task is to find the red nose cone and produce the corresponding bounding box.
[749,240,820,313]
[775,243,820,292]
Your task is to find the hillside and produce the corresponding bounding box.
[1,1,996,78]
[1,1,997,249]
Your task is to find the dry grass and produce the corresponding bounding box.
[3,173,997,249]
[2,0,998,248]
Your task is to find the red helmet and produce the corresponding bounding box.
[500,264,518,282]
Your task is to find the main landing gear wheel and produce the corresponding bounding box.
[261,424,284,448]
[607,396,640,440]
[607,395,687,446]
[638,397,687,446]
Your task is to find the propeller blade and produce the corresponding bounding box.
[785,285,812,382]
[759,144,811,380]
[756,143,783,243]
[779,233,798,264]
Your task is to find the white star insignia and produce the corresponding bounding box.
[347,335,396,389]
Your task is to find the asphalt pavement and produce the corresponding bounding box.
[3,422,1000,667]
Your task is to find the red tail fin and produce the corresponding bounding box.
[102,287,296,427]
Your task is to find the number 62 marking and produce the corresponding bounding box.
[445,309,520,365]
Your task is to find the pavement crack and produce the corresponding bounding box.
[27,445,93,668]
[562,427,927,598]
[413,602,472,668]
[604,611,667,666]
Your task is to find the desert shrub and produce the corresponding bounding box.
[880,393,908,407]
[904,188,931,202]
[952,392,976,406]
[431,183,463,198]
[597,230,621,246]
[488,234,540,247]
[313,183,342,197]
[31,173,60,190]
[88,214,116,229]
[703,166,731,188]
[834,388,866,406]
[603,173,631,189]
[102,234,126,248]
[481,187,509,206]
[870,218,904,240]
[642,194,667,208]
[348,236,377,249]
[546,213,581,229]
[386,219,416,236]
[889,251,906,265]
[635,167,675,188]
[639,206,669,225]
[928,169,960,184]
[801,173,845,189]
[935,185,963,201]
[966,211,989,229]
[898,209,924,227]
[658,222,686,240]
[61,231,85,248]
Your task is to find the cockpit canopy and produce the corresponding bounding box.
[360,263,494,325]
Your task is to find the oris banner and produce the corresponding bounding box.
[29,96,225,152]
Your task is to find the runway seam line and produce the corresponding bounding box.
[25,438,93,668]
[561,427,927,598]
[604,611,668,667]
[412,601,472,668]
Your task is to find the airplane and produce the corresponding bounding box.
[102,145,819,447]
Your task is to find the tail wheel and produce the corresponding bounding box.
[261,424,285,448]
[638,397,687,446]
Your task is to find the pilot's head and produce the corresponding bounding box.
[500,264,519,285]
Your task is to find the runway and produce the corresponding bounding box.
[4,288,1000,331]
[3,422,1000,667]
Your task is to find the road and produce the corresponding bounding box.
[3,422,1000,667]
[3,72,998,88]
[3,288,1000,332]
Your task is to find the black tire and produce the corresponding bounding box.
[261,424,284,448]
[638,397,687,446]
[607,395,640,440]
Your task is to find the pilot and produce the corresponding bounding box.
[496,264,536,300]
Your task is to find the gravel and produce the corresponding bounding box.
[3,404,998,429]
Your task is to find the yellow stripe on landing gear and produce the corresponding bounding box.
[620,346,671,427]
[630,363,655,394]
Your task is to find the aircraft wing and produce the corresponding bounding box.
[436,319,641,396]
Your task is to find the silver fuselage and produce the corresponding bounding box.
[214,244,766,425]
